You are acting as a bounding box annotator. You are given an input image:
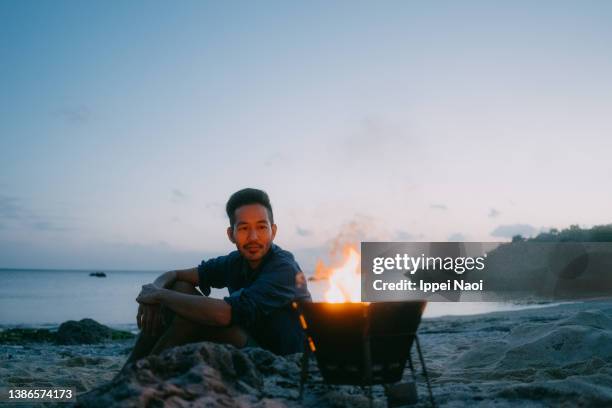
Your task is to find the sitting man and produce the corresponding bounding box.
[123,188,311,366]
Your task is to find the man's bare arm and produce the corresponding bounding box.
[137,284,231,327]
[137,267,201,335]
[153,267,199,289]
[159,291,231,326]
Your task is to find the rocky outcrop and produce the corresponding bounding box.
[0,328,56,344]
[56,319,135,345]
[0,319,134,345]
[89,272,107,277]
[77,342,290,407]
[77,342,381,408]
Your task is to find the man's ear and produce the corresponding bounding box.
[227,226,236,244]
[271,223,277,240]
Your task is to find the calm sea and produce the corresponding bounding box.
[0,268,326,329]
[0,269,551,329]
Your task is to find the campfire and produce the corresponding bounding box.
[312,243,362,303]
[296,244,435,406]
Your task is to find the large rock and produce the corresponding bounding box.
[55,319,134,345]
[77,342,381,408]
[0,319,134,345]
[424,306,612,406]
[77,342,291,407]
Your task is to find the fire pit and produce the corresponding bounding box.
[294,301,434,406]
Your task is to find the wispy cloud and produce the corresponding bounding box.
[394,230,415,241]
[204,201,225,218]
[448,232,467,242]
[172,189,186,199]
[171,189,188,203]
[264,152,284,167]
[0,195,25,220]
[430,204,447,210]
[296,226,312,237]
[53,105,91,124]
[338,117,418,168]
[0,194,71,232]
[0,238,215,270]
[32,221,68,231]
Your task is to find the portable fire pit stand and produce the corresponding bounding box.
[293,301,435,407]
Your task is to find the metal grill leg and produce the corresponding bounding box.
[407,353,417,383]
[415,335,435,408]
[299,342,310,401]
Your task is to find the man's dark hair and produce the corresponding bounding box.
[226,188,274,228]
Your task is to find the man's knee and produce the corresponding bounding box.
[169,280,200,295]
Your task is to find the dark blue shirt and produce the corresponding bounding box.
[197,244,311,355]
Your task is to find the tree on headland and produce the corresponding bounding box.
[530,224,612,242]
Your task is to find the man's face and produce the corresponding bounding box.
[227,203,277,267]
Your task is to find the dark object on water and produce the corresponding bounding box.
[294,301,435,407]
[89,272,106,277]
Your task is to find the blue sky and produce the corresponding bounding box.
[2,1,612,271]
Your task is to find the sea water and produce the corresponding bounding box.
[0,269,560,329]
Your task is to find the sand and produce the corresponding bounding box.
[1,300,611,407]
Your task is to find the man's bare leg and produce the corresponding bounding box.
[148,281,248,354]
[123,281,200,366]
[124,281,249,366]
[149,314,248,355]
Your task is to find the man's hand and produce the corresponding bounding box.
[136,283,165,304]
[136,303,165,336]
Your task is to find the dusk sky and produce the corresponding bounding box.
[2,1,612,271]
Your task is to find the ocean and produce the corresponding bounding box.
[0,269,165,329]
[0,268,326,329]
[0,268,554,329]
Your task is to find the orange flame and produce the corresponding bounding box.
[323,245,362,303]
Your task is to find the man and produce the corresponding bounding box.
[124,188,311,366]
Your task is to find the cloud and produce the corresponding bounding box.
[0,195,25,220]
[491,224,538,238]
[447,233,467,242]
[296,226,312,237]
[339,117,417,164]
[264,152,283,167]
[488,208,500,218]
[32,221,69,232]
[171,189,188,203]
[394,230,415,241]
[53,105,91,124]
[204,201,225,218]
[430,204,448,210]
[0,194,71,232]
[0,238,216,270]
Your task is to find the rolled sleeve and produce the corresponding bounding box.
[197,255,232,296]
[223,260,297,329]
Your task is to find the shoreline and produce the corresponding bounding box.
[0,299,590,331]
[2,299,612,406]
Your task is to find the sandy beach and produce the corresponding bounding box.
[2,299,611,407]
